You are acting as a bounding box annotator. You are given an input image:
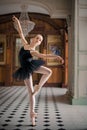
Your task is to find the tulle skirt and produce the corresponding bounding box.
[13,59,45,80]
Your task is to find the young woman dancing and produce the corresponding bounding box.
[12,16,64,126]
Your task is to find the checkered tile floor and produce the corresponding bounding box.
[0,86,87,130]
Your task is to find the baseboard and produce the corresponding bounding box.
[72,97,87,105]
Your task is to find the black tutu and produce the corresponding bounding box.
[13,47,45,80]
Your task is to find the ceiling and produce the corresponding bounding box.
[0,0,71,18]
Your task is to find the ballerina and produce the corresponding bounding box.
[12,15,64,126]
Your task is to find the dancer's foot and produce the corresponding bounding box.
[33,84,40,95]
[30,112,37,126]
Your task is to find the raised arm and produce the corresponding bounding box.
[12,15,29,46]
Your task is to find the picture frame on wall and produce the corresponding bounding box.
[47,42,62,66]
[0,34,6,65]
[47,35,63,66]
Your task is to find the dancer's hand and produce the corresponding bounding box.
[12,15,19,23]
[61,58,64,64]
[56,56,64,64]
[12,15,23,34]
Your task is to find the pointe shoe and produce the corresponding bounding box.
[33,85,40,95]
[30,112,37,126]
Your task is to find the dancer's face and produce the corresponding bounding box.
[31,34,43,46]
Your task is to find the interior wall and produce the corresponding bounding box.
[72,0,87,105]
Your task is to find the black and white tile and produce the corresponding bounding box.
[0,86,87,130]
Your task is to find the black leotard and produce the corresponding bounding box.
[13,47,45,80]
